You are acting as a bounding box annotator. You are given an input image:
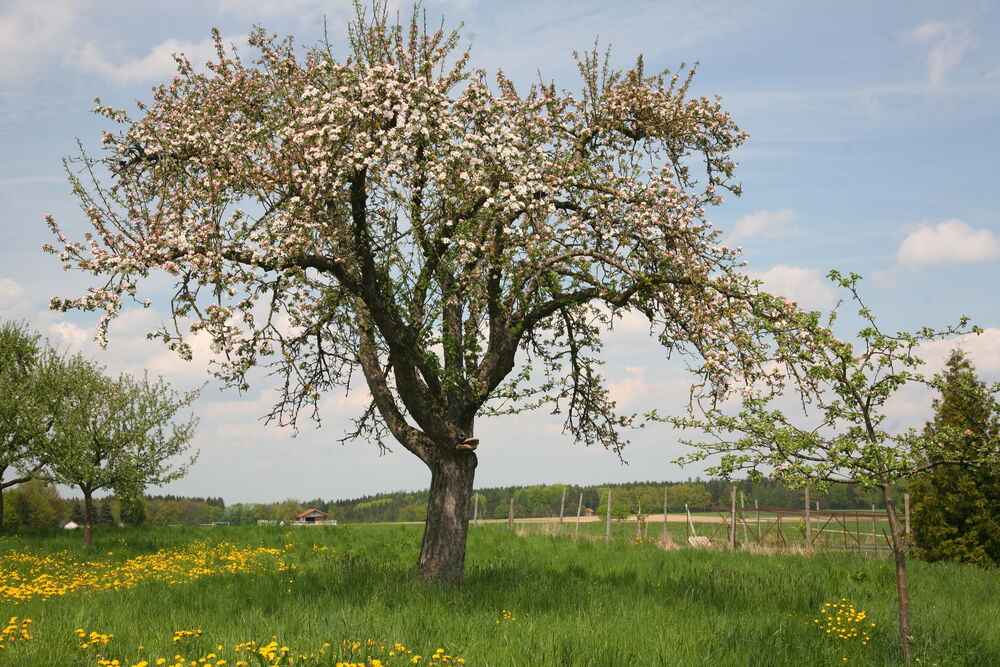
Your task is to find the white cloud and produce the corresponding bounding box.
[728,208,797,241]
[0,0,81,81]
[606,365,692,413]
[606,308,654,337]
[881,328,1000,432]
[215,0,345,16]
[47,320,90,352]
[918,327,1000,379]
[200,391,294,439]
[216,0,477,15]
[907,20,971,91]
[897,219,1000,267]
[751,265,836,311]
[73,35,244,86]
[0,277,25,306]
[140,331,218,385]
[608,366,650,410]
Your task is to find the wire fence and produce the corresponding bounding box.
[476,487,907,557]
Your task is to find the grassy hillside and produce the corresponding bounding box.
[1,524,996,665]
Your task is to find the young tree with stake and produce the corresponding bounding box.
[46,3,772,582]
[672,272,1000,661]
[45,356,198,546]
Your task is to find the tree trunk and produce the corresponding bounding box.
[0,486,5,533]
[418,452,477,585]
[82,488,94,547]
[881,482,912,661]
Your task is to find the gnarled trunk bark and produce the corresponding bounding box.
[417,450,477,585]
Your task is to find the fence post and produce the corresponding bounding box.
[558,487,567,537]
[904,492,911,536]
[663,487,670,542]
[605,490,612,542]
[740,490,749,545]
[755,499,760,545]
[574,492,583,540]
[635,499,643,541]
[871,504,877,556]
[804,486,812,554]
[729,486,737,550]
[473,493,479,527]
[508,497,515,531]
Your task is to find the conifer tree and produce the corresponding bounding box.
[910,350,1000,565]
[98,497,114,525]
[119,495,147,526]
[70,499,84,524]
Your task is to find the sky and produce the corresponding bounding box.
[1,0,999,504]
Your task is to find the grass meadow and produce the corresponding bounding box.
[1,524,998,666]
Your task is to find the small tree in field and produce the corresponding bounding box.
[0,321,66,532]
[672,272,1000,661]
[909,349,1000,566]
[45,356,198,546]
[46,3,769,582]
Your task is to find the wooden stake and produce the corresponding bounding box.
[871,504,877,555]
[805,486,812,554]
[558,486,567,537]
[740,490,748,545]
[904,492,911,536]
[729,486,737,550]
[755,499,760,545]
[508,497,514,531]
[473,493,479,527]
[663,487,670,541]
[685,503,697,537]
[605,490,612,542]
[635,498,642,541]
[574,492,583,540]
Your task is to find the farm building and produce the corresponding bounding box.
[293,508,336,526]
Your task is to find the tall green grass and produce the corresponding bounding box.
[1,524,997,666]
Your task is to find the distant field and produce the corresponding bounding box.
[1,524,997,665]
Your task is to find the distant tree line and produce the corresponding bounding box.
[214,478,889,527]
[5,476,893,531]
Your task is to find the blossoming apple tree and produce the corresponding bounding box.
[46,4,766,582]
[45,355,199,546]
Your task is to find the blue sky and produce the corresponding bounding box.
[1,0,998,503]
